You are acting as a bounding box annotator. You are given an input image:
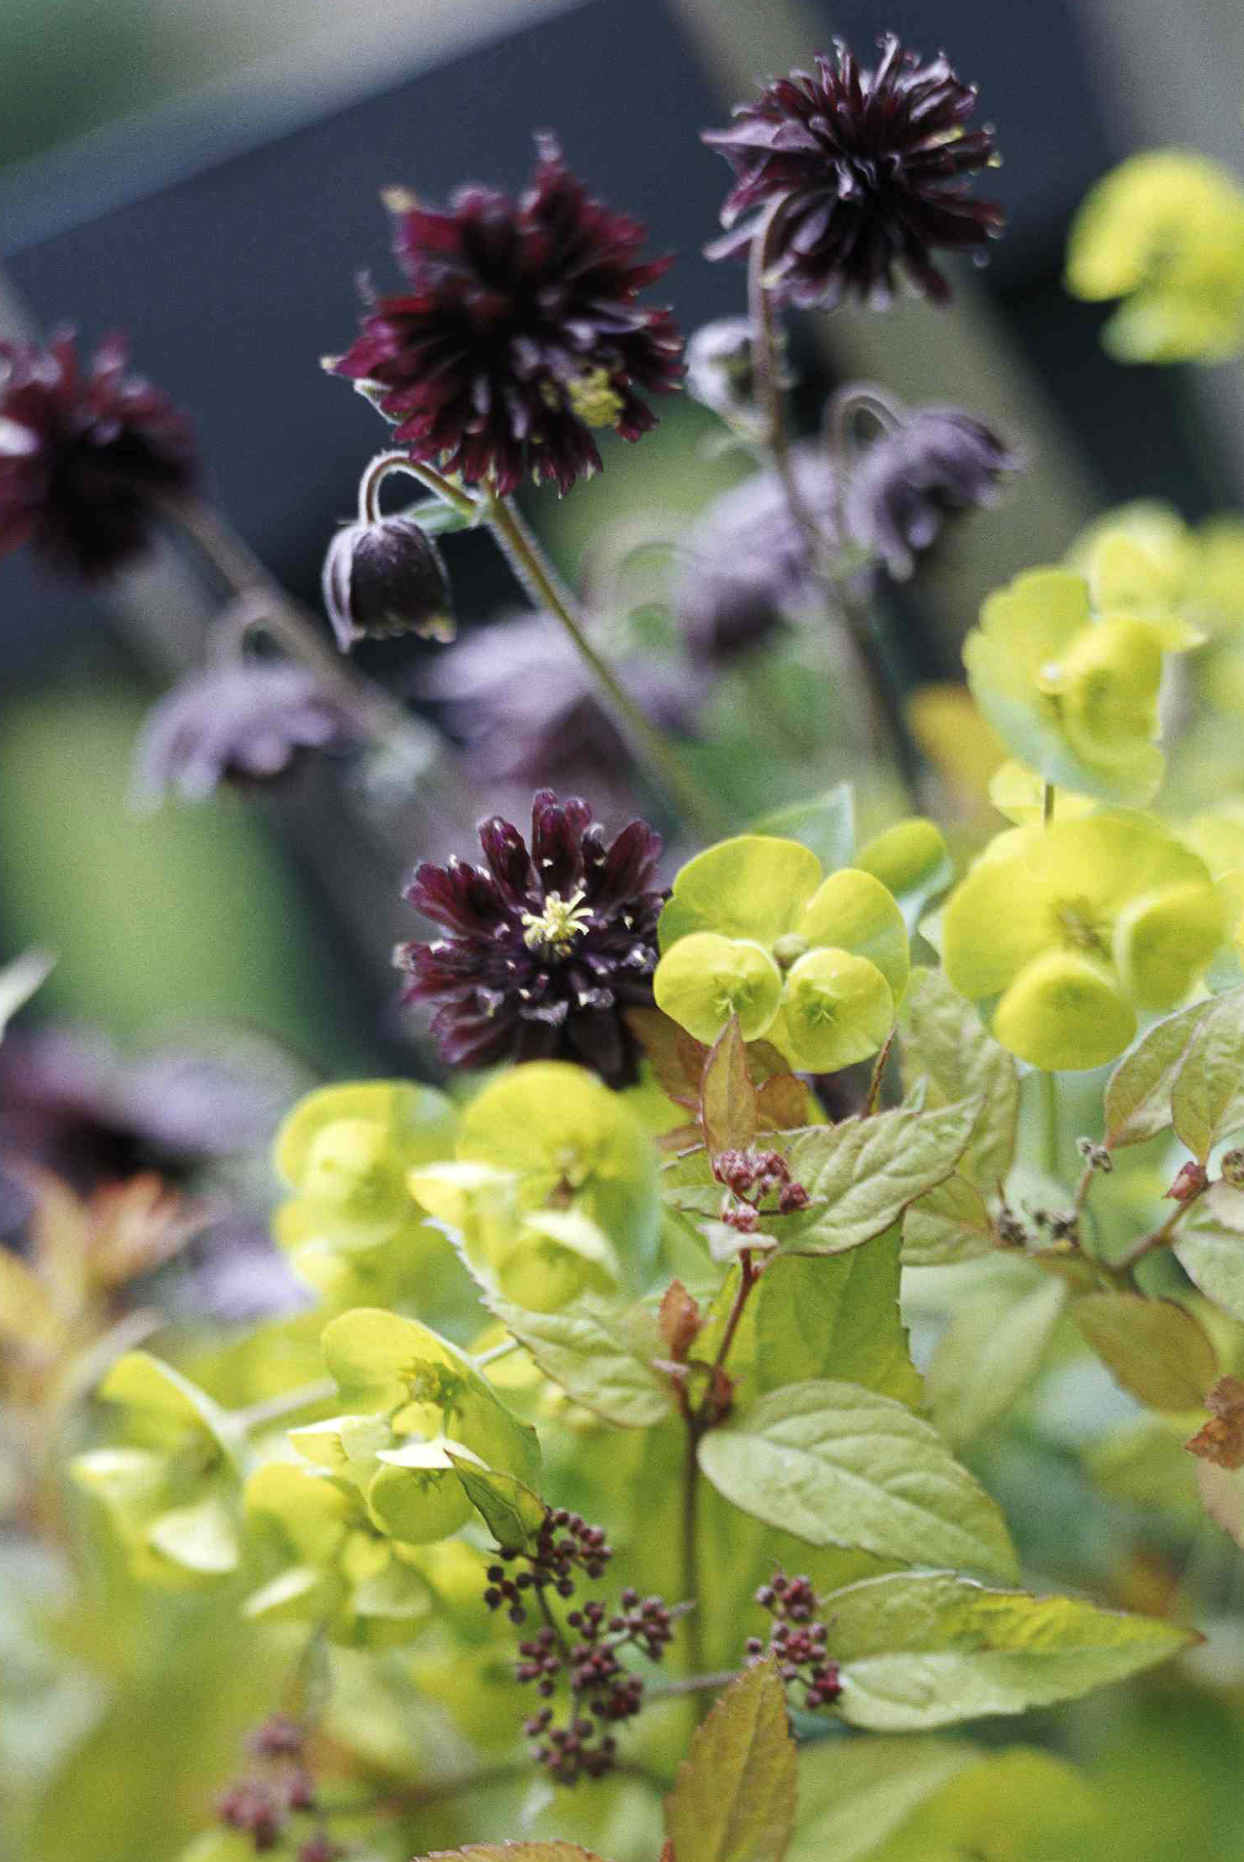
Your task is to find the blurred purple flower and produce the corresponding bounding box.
[174,1216,310,1326]
[843,406,1022,578]
[0,331,198,579]
[396,790,665,1087]
[133,663,353,804]
[703,35,1003,309]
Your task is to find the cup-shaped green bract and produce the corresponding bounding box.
[1067,501,1203,649]
[943,811,1224,1070]
[653,834,910,1070]
[1066,150,1244,363]
[964,567,1167,804]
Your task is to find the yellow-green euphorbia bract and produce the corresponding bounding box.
[943,811,1224,1070]
[652,834,910,1070]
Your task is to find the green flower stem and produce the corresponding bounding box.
[357,450,478,525]
[485,493,729,840]
[236,1377,337,1434]
[1114,1183,1206,1275]
[1043,781,1056,826]
[747,202,921,804]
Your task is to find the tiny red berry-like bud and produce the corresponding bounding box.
[322,515,454,651]
[1221,1149,1244,1189]
[1168,1161,1209,1205]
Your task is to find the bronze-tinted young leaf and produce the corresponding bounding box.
[1185,1375,1244,1468]
[659,1280,703,1361]
[1103,996,1216,1149]
[1073,1293,1219,1412]
[628,1007,705,1112]
[665,1662,797,1862]
[1171,988,1244,1163]
[701,1017,758,1157]
[781,1098,979,1256]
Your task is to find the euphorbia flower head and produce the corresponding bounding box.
[396,791,665,1088]
[703,35,1003,309]
[329,135,683,496]
[943,812,1223,1071]
[0,332,198,578]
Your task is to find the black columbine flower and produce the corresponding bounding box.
[844,406,1021,578]
[0,332,198,579]
[328,134,684,497]
[133,663,353,804]
[703,35,1003,309]
[396,791,665,1087]
[322,514,454,651]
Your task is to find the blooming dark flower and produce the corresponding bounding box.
[133,663,354,804]
[0,332,198,579]
[328,134,683,496]
[675,446,846,661]
[703,36,1003,309]
[396,791,665,1087]
[322,515,454,651]
[843,406,1021,578]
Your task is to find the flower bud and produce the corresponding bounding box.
[1221,1148,1244,1189]
[685,317,769,430]
[1167,1160,1209,1204]
[322,515,454,651]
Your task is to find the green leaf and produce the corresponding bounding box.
[99,1352,242,1467]
[145,1495,240,1576]
[926,1272,1066,1447]
[901,968,1019,1190]
[450,1458,546,1551]
[828,1570,1195,1730]
[752,1235,922,1409]
[1175,1183,1244,1320]
[749,784,856,873]
[665,1662,796,1862]
[781,1098,979,1256]
[1073,1292,1219,1410]
[700,1016,758,1157]
[394,495,476,536]
[491,1294,673,1427]
[1171,988,1244,1161]
[790,1738,981,1862]
[1103,997,1215,1148]
[902,1173,994,1266]
[850,1748,1107,1862]
[697,1378,1017,1579]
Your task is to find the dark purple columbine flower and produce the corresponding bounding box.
[396,791,665,1087]
[0,331,198,579]
[328,134,684,497]
[133,663,354,804]
[322,515,454,651]
[703,35,1003,309]
[844,406,1022,578]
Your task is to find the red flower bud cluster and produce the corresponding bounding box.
[518,1589,678,1784]
[713,1148,811,1231]
[217,1717,336,1856]
[483,1508,613,1624]
[746,1572,842,1711]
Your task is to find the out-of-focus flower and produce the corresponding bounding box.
[844,406,1021,578]
[684,317,765,432]
[328,134,683,497]
[675,447,843,662]
[174,1217,309,1327]
[703,35,1003,309]
[418,610,700,794]
[0,332,197,579]
[133,663,353,804]
[396,790,665,1087]
[1066,151,1244,363]
[321,515,454,651]
[0,1024,302,1191]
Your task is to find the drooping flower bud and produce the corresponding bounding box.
[685,317,765,432]
[322,514,454,651]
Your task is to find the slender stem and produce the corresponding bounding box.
[865,1029,896,1116]
[485,494,728,839]
[824,382,907,469]
[681,1419,706,1693]
[1041,1070,1060,1180]
[1043,781,1056,827]
[237,1377,337,1434]
[709,1249,760,1376]
[319,1762,532,1819]
[358,450,478,524]
[647,1668,742,1699]
[1115,1186,1205,1274]
[473,1337,521,1370]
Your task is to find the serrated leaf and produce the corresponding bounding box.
[1175,1184,1244,1321]
[412,1846,612,1862]
[828,1570,1195,1730]
[902,1173,994,1265]
[1073,1292,1219,1411]
[697,1378,1016,1579]
[750,783,855,872]
[1171,989,1244,1161]
[790,1738,980,1862]
[1104,997,1215,1148]
[701,1017,758,1157]
[491,1294,673,1427]
[752,1236,922,1409]
[901,969,1018,1190]
[665,1663,796,1862]
[450,1459,546,1551]
[927,1274,1066,1447]
[780,1098,979,1257]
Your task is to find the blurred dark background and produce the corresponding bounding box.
[2,0,1243,1070]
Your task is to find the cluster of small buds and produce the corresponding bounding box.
[994,1199,1030,1250]
[713,1147,811,1231]
[1222,1149,1244,1190]
[508,1565,678,1784]
[1032,1206,1080,1246]
[483,1509,613,1624]
[1076,1137,1113,1174]
[217,1717,334,1857]
[746,1572,842,1712]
